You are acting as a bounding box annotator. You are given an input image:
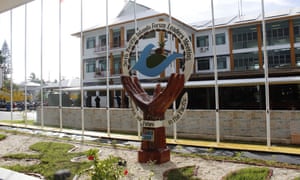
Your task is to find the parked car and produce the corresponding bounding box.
[15,101,37,111]
[0,100,7,109]
[6,102,17,111]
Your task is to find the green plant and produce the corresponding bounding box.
[86,148,99,161]
[222,167,271,180]
[158,39,166,48]
[83,148,128,180]
[0,134,6,140]
[164,165,201,180]
[233,152,243,161]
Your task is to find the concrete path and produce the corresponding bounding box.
[0,167,40,180]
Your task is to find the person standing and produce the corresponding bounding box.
[95,96,100,108]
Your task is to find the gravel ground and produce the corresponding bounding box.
[0,132,300,180]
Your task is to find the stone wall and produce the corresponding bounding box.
[37,107,300,144]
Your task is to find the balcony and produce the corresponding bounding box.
[94,44,107,53]
[94,41,126,53]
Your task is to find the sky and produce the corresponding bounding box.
[0,0,299,83]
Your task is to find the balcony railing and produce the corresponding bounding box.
[94,40,126,53]
[94,44,107,53]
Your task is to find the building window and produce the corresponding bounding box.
[266,21,289,45]
[216,33,225,45]
[296,48,300,67]
[98,35,106,46]
[267,49,291,68]
[232,26,257,49]
[294,19,300,43]
[126,29,135,42]
[196,57,210,71]
[234,52,259,71]
[113,29,121,48]
[86,61,95,73]
[98,57,106,71]
[113,55,121,74]
[196,35,209,47]
[86,37,96,49]
[96,35,107,52]
[129,55,137,75]
[217,56,227,69]
[143,31,156,39]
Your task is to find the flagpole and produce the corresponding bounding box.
[134,0,141,139]
[106,0,111,136]
[211,0,220,143]
[58,0,63,131]
[10,10,13,123]
[40,0,44,128]
[168,0,177,142]
[261,0,271,147]
[24,3,28,125]
[80,0,85,139]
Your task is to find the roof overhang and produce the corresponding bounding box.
[56,76,300,92]
[0,0,34,14]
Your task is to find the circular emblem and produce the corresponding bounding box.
[122,22,194,82]
[122,22,194,126]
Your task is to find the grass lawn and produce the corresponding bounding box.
[222,167,271,180]
[2,141,92,179]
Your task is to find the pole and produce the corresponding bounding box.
[40,0,44,128]
[168,0,177,142]
[24,4,28,125]
[106,0,110,136]
[211,0,220,143]
[261,0,271,147]
[58,0,63,130]
[133,0,141,139]
[10,10,13,123]
[80,0,85,140]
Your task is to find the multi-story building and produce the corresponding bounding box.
[73,1,300,110]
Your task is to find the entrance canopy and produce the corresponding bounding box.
[0,0,34,13]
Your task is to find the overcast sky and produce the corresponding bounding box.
[0,0,299,83]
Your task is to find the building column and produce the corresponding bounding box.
[228,28,234,71]
[289,19,296,67]
[120,26,125,48]
[110,53,113,75]
[109,28,113,49]
[257,24,263,70]
[191,33,196,73]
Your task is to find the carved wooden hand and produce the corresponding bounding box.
[121,73,185,120]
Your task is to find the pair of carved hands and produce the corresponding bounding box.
[121,73,185,117]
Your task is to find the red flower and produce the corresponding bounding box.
[124,169,128,176]
[88,155,94,160]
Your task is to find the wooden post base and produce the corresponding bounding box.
[138,127,170,164]
[138,148,170,164]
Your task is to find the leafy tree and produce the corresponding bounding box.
[0,41,11,80]
[28,72,45,85]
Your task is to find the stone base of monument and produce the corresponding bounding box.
[138,127,170,164]
[138,148,170,164]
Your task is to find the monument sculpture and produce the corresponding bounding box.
[121,22,194,164]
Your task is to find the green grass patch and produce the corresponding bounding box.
[0,120,35,125]
[222,167,271,180]
[3,141,92,179]
[0,134,6,140]
[164,165,201,180]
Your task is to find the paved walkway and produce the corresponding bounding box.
[0,167,40,180]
